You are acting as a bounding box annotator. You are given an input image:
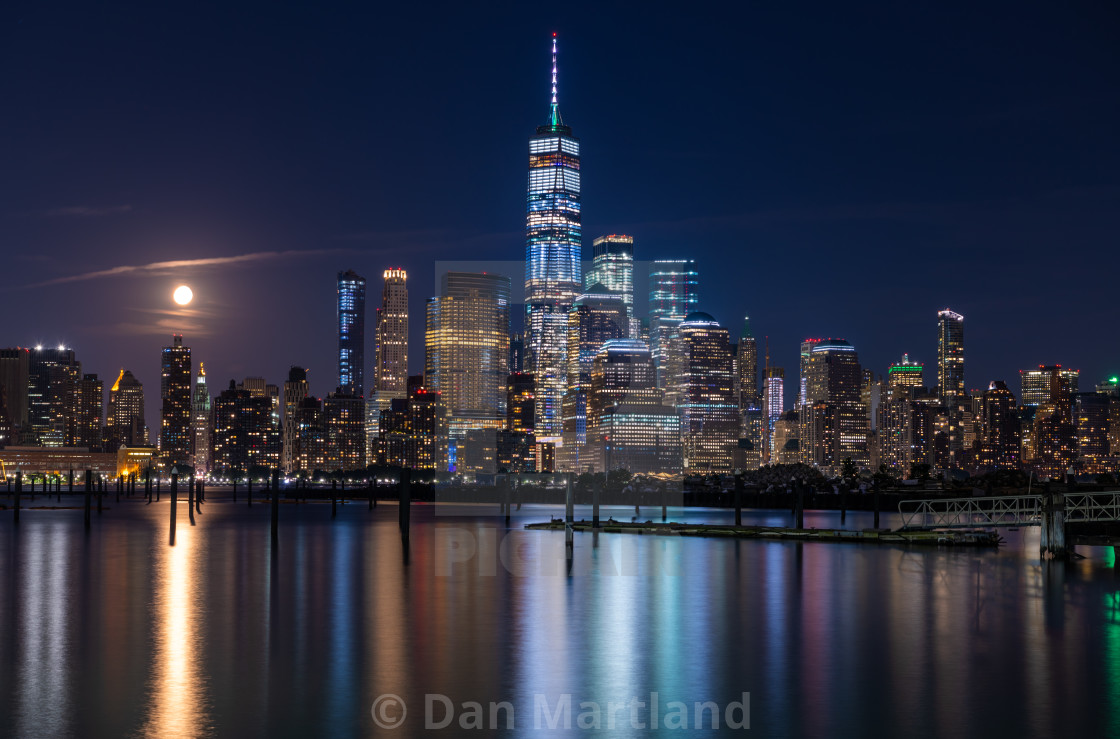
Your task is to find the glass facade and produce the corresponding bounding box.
[337,269,366,396]
[649,260,699,390]
[585,235,634,331]
[159,334,192,466]
[936,309,965,404]
[526,36,581,437]
[375,268,409,394]
[674,313,737,472]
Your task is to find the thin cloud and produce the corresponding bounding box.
[43,205,134,217]
[30,249,350,287]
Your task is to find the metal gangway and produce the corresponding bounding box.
[898,491,1120,531]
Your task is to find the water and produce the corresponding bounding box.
[1,497,1118,737]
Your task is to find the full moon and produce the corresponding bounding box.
[173,285,194,306]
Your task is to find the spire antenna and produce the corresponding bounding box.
[549,33,562,128]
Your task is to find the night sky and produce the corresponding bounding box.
[2,2,1118,430]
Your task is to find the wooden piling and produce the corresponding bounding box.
[188,477,195,525]
[169,469,178,544]
[84,471,92,529]
[13,471,20,524]
[399,468,411,539]
[734,474,743,527]
[503,475,511,527]
[592,477,601,528]
[97,475,103,515]
[565,475,574,524]
[271,469,280,543]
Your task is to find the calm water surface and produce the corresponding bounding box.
[1,496,1118,737]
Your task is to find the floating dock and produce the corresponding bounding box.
[525,519,1001,547]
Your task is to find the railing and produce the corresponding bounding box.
[898,495,1043,530]
[1065,492,1120,523]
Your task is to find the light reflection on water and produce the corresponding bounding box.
[0,500,1117,737]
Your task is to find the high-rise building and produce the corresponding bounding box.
[74,374,103,450]
[337,269,366,397]
[772,410,801,465]
[560,291,627,471]
[211,380,282,474]
[649,260,699,390]
[191,364,211,476]
[323,391,366,471]
[585,235,635,333]
[1030,366,1077,477]
[887,354,924,396]
[737,317,759,413]
[506,373,536,434]
[797,339,822,410]
[1098,377,1120,458]
[525,35,582,439]
[587,339,659,471]
[936,309,965,403]
[281,366,308,474]
[1021,365,1080,407]
[282,362,309,472]
[106,370,147,448]
[1075,392,1111,464]
[977,380,1019,469]
[673,313,737,473]
[159,334,192,466]
[425,272,511,466]
[407,376,447,472]
[293,396,327,474]
[763,367,784,463]
[28,346,80,447]
[801,339,867,474]
[0,348,30,434]
[374,268,409,394]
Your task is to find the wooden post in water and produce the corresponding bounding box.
[84,470,92,529]
[156,474,161,502]
[247,476,253,507]
[232,475,238,503]
[331,479,337,518]
[661,480,668,522]
[169,468,178,544]
[592,477,601,528]
[271,469,280,543]
[398,468,411,539]
[117,475,122,503]
[97,474,103,515]
[734,473,743,527]
[565,474,574,524]
[368,478,374,510]
[187,476,196,525]
[1040,486,1069,560]
[13,470,20,525]
[794,480,805,530]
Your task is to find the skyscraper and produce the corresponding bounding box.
[797,338,822,410]
[211,380,281,474]
[323,391,366,471]
[159,334,192,466]
[192,364,211,475]
[585,235,635,332]
[649,260,699,390]
[106,369,146,448]
[764,368,784,463]
[1021,365,1080,407]
[737,317,759,413]
[977,380,1019,469]
[525,34,581,439]
[282,366,309,474]
[801,339,867,473]
[560,291,627,471]
[936,309,965,403]
[337,269,366,397]
[27,346,80,447]
[675,313,738,472]
[0,348,30,435]
[74,374,103,450]
[374,268,409,394]
[425,272,511,425]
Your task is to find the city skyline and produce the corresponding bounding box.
[3,4,1116,418]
